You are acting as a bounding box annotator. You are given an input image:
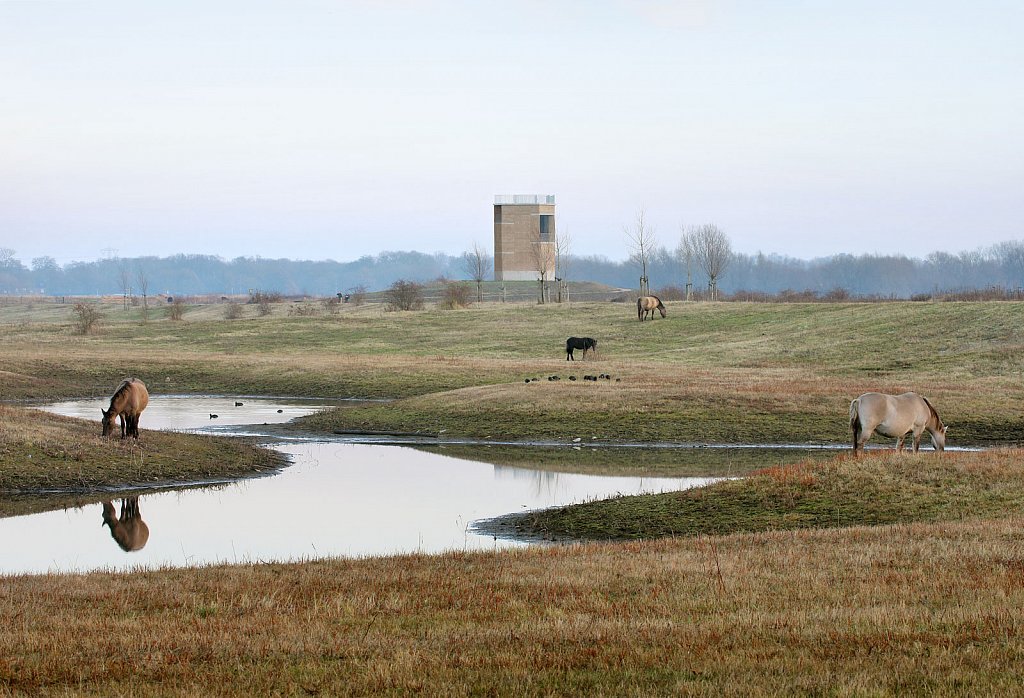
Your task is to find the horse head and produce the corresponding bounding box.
[930,424,947,451]
[100,408,116,437]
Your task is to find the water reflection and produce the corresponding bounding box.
[0,396,762,575]
[0,441,720,575]
[101,497,149,552]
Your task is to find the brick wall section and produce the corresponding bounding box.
[493,203,556,281]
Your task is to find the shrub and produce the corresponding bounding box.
[248,290,282,316]
[288,301,319,317]
[384,280,424,311]
[654,285,686,301]
[224,303,243,320]
[167,298,187,321]
[248,290,282,304]
[438,282,472,310]
[349,285,367,306]
[322,296,341,315]
[72,303,102,334]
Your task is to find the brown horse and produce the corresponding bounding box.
[101,497,150,552]
[850,392,947,453]
[101,378,149,439]
[637,295,666,321]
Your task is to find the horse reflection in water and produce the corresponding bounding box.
[101,497,150,552]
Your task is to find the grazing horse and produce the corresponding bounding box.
[566,337,598,360]
[101,497,150,552]
[637,295,666,321]
[850,392,947,453]
[101,378,149,439]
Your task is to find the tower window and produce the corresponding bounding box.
[539,215,553,241]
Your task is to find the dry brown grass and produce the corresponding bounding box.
[3,516,1024,695]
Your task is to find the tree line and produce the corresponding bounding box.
[0,241,1022,299]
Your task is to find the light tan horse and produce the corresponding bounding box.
[101,378,149,439]
[101,497,150,552]
[850,392,947,453]
[637,295,666,321]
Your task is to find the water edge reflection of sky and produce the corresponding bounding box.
[1,397,719,575]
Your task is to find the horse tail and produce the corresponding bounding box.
[849,398,862,451]
[637,298,643,321]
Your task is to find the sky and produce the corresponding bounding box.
[1,0,1021,267]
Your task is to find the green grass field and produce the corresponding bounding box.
[2,297,1024,694]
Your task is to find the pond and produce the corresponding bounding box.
[1,396,751,575]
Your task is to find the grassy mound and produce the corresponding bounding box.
[497,449,1024,541]
[0,405,283,499]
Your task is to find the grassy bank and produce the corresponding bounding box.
[0,405,282,506]
[492,449,1024,541]
[3,515,1024,695]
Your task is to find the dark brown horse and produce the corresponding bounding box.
[850,392,947,453]
[101,497,150,552]
[101,378,149,439]
[566,337,598,360]
[637,295,666,321]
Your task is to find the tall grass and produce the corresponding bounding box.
[3,514,1024,695]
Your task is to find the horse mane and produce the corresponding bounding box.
[110,379,135,403]
[651,295,664,307]
[921,396,942,426]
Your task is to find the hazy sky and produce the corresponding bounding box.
[2,0,1021,266]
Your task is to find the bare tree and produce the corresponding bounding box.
[530,238,556,304]
[690,224,733,300]
[462,242,491,303]
[117,262,131,310]
[135,265,150,316]
[0,248,17,268]
[554,226,572,302]
[677,226,695,300]
[625,208,656,296]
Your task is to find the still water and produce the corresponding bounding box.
[1,397,720,575]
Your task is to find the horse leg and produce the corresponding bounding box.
[912,428,924,452]
[119,415,127,439]
[895,435,905,452]
[854,427,872,454]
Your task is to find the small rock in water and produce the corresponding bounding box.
[524,378,531,383]
[235,401,244,406]
[209,414,218,419]
[277,409,283,413]
[568,376,577,381]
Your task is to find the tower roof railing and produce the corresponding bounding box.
[494,194,555,205]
